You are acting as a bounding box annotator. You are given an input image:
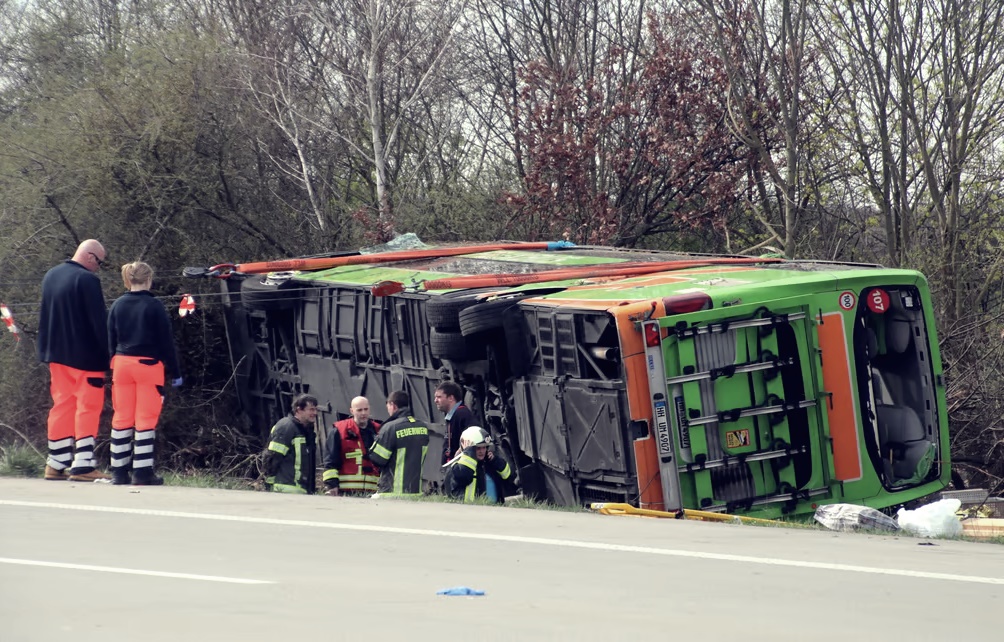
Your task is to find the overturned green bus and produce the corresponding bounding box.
[205,240,948,517]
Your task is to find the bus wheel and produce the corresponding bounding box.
[459,297,529,337]
[241,273,300,311]
[425,288,501,331]
[430,328,482,362]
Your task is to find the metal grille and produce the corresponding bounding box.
[694,328,757,503]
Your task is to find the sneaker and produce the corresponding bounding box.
[130,469,164,486]
[67,469,112,482]
[111,469,131,485]
[44,465,67,481]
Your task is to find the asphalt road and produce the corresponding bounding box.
[1,478,1001,641]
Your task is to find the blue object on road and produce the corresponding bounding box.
[437,586,485,596]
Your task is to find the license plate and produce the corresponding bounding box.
[653,399,673,460]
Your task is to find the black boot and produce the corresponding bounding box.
[130,467,164,486]
[111,467,131,485]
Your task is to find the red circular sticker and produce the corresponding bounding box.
[838,291,856,310]
[867,288,890,314]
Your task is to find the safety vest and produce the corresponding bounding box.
[334,419,381,492]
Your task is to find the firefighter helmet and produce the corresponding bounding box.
[461,426,491,447]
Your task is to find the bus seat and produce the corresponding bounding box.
[865,326,879,359]
[875,404,931,482]
[886,296,918,354]
[871,369,893,405]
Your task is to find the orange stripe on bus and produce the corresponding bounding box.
[818,313,863,481]
[609,301,667,510]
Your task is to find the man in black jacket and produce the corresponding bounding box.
[434,381,476,465]
[445,426,512,503]
[37,239,111,482]
[368,391,429,496]
[265,394,319,494]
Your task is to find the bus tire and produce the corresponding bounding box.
[459,297,530,337]
[241,274,300,311]
[429,328,482,362]
[425,288,501,331]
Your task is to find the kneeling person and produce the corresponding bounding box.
[445,426,512,504]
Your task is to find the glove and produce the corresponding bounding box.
[171,377,183,388]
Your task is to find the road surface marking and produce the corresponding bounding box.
[0,556,272,584]
[2,499,1002,586]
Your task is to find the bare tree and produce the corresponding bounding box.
[685,0,813,258]
[300,0,467,237]
[817,0,1004,320]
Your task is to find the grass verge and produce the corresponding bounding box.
[0,441,45,477]
[160,470,256,490]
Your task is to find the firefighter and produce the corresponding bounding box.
[322,396,382,496]
[107,261,182,486]
[37,239,111,482]
[368,390,429,496]
[444,426,512,504]
[434,380,477,465]
[264,394,319,494]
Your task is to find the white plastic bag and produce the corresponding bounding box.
[896,498,963,538]
[814,503,900,532]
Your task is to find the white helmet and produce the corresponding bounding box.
[460,426,491,447]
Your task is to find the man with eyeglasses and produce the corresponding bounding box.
[37,239,112,482]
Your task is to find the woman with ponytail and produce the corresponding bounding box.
[107,261,181,485]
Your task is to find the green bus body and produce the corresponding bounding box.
[222,244,949,516]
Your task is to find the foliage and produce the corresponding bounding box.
[0,440,45,478]
[507,14,753,247]
[160,470,256,490]
[0,0,1003,486]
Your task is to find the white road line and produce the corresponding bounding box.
[0,557,272,584]
[3,499,1002,586]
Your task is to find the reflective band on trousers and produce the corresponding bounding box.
[272,482,307,494]
[337,472,379,492]
[265,476,307,494]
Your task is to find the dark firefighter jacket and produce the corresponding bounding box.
[265,415,317,494]
[445,447,512,503]
[368,407,429,495]
[322,417,382,493]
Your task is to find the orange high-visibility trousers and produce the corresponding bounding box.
[111,355,165,431]
[46,363,106,470]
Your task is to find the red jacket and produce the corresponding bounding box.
[322,417,382,492]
